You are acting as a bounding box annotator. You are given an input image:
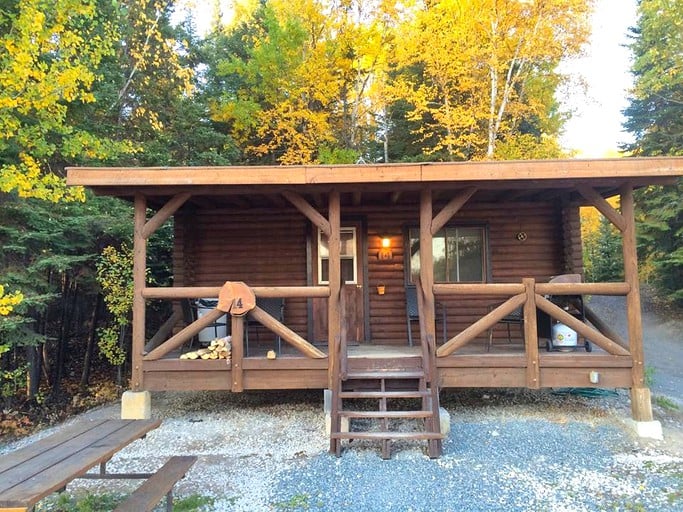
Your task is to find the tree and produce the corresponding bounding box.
[622,0,683,304]
[388,0,591,160]
[0,0,132,201]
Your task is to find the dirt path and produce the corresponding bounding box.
[589,291,683,405]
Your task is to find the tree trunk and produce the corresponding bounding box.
[80,294,103,389]
[52,276,78,396]
[26,345,42,400]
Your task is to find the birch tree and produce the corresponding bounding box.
[390,0,591,160]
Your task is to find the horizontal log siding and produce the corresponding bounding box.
[562,203,584,274]
[174,209,309,338]
[173,200,566,348]
[366,201,564,346]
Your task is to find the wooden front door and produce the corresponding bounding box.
[312,222,366,344]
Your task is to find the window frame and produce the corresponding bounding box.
[404,223,490,285]
[318,226,358,284]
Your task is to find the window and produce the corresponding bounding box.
[407,226,486,283]
[318,227,357,284]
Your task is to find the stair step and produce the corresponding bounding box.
[331,431,444,440]
[344,371,425,380]
[339,390,430,399]
[339,410,433,419]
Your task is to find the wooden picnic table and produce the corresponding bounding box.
[0,419,162,512]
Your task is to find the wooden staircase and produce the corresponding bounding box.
[329,285,443,459]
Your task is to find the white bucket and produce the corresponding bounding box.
[195,298,228,344]
[551,323,578,348]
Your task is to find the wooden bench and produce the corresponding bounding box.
[114,456,196,512]
[0,419,195,512]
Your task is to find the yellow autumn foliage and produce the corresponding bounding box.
[0,285,23,316]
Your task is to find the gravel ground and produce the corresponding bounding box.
[590,293,683,405]
[4,388,682,512]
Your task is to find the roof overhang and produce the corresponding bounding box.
[66,157,683,208]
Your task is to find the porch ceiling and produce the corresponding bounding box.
[66,157,683,210]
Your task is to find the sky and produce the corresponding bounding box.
[558,0,639,157]
[177,0,640,159]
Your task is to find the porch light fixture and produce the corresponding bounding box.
[378,236,393,261]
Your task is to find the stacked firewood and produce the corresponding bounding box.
[180,336,231,362]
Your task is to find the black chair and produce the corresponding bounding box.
[405,287,447,346]
[246,297,285,356]
[486,305,523,351]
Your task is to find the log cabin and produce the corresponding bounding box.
[67,157,683,457]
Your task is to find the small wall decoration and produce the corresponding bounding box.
[516,231,528,242]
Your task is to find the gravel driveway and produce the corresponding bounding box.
[4,388,681,512]
[590,293,683,405]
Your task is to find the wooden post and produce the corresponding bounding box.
[523,279,540,389]
[327,191,341,389]
[419,189,437,346]
[231,315,244,392]
[132,194,147,391]
[621,184,653,421]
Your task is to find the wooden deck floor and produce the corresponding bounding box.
[142,340,632,392]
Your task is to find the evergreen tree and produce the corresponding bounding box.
[623,0,683,304]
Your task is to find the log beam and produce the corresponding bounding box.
[132,194,147,390]
[577,185,626,232]
[282,190,331,236]
[327,190,341,388]
[142,286,330,299]
[143,308,225,360]
[535,282,630,296]
[433,283,525,296]
[231,315,244,392]
[621,183,652,421]
[431,187,477,235]
[248,306,326,358]
[437,293,526,357]
[523,279,540,389]
[582,303,629,350]
[420,189,437,349]
[144,310,183,353]
[142,192,191,240]
[535,295,630,356]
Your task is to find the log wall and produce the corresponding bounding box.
[174,199,568,348]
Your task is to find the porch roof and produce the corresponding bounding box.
[66,157,683,207]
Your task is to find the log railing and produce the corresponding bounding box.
[142,284,328,362]
[434,280,632,358]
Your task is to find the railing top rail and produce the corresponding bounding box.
[433,283,525,296]
[433,281,630,297]
[535,282,630,296]
[143,285,330,300]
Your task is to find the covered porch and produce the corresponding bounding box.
[66,157,683,427]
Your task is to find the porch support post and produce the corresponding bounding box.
[523,278,540,389]
[420,189,437,345]
[132,194,147,391]
[231,315,244,392]
[620,183,653,422]
[327,190,341,388]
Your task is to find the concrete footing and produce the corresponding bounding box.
[323,389,348,435]
[626,419,664,440]
[121,390,151,419]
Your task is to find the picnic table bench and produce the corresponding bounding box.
[0,419,196,512]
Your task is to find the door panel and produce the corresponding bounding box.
[312,222,365,344]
